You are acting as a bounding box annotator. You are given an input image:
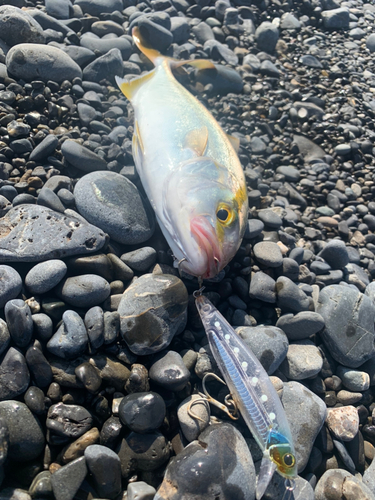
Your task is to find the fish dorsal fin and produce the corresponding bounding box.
[227,134,240,153]
[184,126,208,156]
[115,72,154,101]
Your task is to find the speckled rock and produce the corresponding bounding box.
[315,469,375,500]
[326,406,359,442]
[0,6,45,46]
[280,340,323,380]
[118,274,188,355]
[0,205,107,262]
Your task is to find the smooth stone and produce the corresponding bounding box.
[345,262,370,291]
[83,48,123,84]
[0,204,107,262]
[27,8,72,36]
[47,403,92,439]
[0,348,29,401]
[125,364,150,394]
[0,489,31,500]
[118,392,166,434]
[80,34,131,59]
[29,134,58,162]
[47,310,88,360]
[7,44,82,83]
[365,281,375,306]
[326,406,359,442]
[4,299,33,348]
[135,17,173,52]
[336,366,370,392]
[249,271,276,303]
[276,312,325,340]
[195,64,243,94]
[32,314,53,342]
[0,320,9,357]
[61,427,100,464]
[336,390,363,405]
[55,275,110,308]
[74,171,155,245]
[276,276,310,313]
[104,311,120,345]
[315,469,375,500]
[127,482,156,500]
[45,0,71,19]
[60,45,95,68]
[363,448,375,494]
[292,134,325,162]
[253,241,283,267]
[25,346,53,388]
[321,7,350,29]
[280,12,301,29]
[91,21,124,37]
[50,456,87,500]
[316,285,375,368]
[149,351,190,391]
[120,247,157,272]
[65,254,112,282]
[89,355,130,391]
[192,22,215,44]
[255,21,279,52]
[25,260,67,295]
[170,16,190,44]
[276,166,300,182]
[282,381,326,472]
[0,6,45,46]
[155,422,255,500]
[38,186,66,212]
[236,325,288,375]
[84,445,121,499]
[24,386,45,415]
[75,362,102,394]
[84,306,104,350]
[258,209,283,229]
[280,340,323,380]
[318,240,349,270]
[0,265,22,308]
[244,219,264,239]
[177,394,210,442]
[117,431,171,478]
[61,140,107,172]
[75,0,124,16]
[0,401,44,461]
[300,54,323,68]
[119,274,188,355]
[107,253,134,282]
[366,33,375,52]
[100,417,122,450]
[29,471,53,498]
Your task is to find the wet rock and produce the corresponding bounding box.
[119,274,188,355]
[47,403,92,440]
[24,386,45,415]
[149,351,190,391]
[29,471,53,498]
[326,406,359,442]
[118,392,166,433]
[50,456,87,500]
[0,205,107,262]
[25,346,53,388]
[0,348,30,401]
[0,401,44,461]
[25,260,67,295]
[74,171,155,245]
[89,355,130,391]
[84,445,121,499]
[0,6,45,46]
[155,422,255,500]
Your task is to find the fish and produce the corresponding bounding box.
[116,28,248,281]
[195,293,297,499]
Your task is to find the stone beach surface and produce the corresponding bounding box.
[0,0,375,499]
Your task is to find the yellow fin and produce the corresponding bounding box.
[173,59,216,71]
[184,126,208,156]
[227,134,240,153]
[115,72,154,101]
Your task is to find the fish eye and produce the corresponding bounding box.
[282,454,295,468]
[217,208,230,222]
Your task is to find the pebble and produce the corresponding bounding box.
[317,285,375,368]
[155,423,255,500]
[255,21,279,53]
[84,306,104,350]
[119,274,188,355]
[276,311,325,340]
[83,48,124,84]
[47,403,92,441]
[24,386,45,415]
[253,241,283,267]
[318,240,349,269]
[0,265,22,308]
[315,469,375,500]
[177,394,210,442]
[336,366,370,392]
[249,271,276,303]
[29,471,53,498]
[326,406,359,441]
[75,0,124,16]
[0,320,9,357]
[127,481,156,500]
[61,140,107,172]
[276,276,311,313]
[121,247,158,272]
[80,34,131,59]
[0,6,45,46]
[84,444,122,499]
[47,310,88,360]
[0,401,44,461]
[32,314,53,342]
[55,275,110,308]
[321,7,350,29]
[118,392,166,433]
[29,134,58,162]
[26,345,53,388]
[0,205,107,262]
[25,260,67,295]
[61,427,100,464]
[74,171,155,245]
[280,340,323,380]
[50,456,87,500]
[4,299,33,349]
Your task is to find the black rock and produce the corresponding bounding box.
[61,140,107,172]
[47,310,88,360]
[50,456,87,500]
[82,48,123,84]
[4,299,33,348]
[0,348,30,401]
[47,403,93,440]
[149,351,190,391]
[25,345,53,388]
[118,392,166,433]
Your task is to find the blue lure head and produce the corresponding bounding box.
[267,429,297,479]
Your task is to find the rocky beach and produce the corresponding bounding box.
[0,0,375,499]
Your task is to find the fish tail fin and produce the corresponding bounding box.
[115,71,154,101]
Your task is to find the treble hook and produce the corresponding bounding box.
[176,257,187,278]
[187,372,239,422]
[281,478,296,500]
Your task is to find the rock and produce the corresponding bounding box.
[29,471,53,498]
[127,482,156,500]
[236,325,288,374]
[31,314,53,342]
[84,445,122,499]
[363,450,375,494]
[117,431,171,478]
[249,271,276,303]
[0,205,107,262]
[280,340,323,380]
[118,274,188,355]
[366,33,375,53]
[50,456,87,500]
[61,428,100,464]
[276,312,325,340]
[253,241,283,267]
[47,310,88,360]
[45,0,71,19]
[282,381,326,472]
[0,401,44,461]
[120,247,157,272]
[0,348,29,401]
[84,306,104,350]
[204,40,238,66]
[0,320,10,357]
[195,64,243,94]
[299,54,322,69]
[75,0,124,16]
[4,299,33,348]
[177,395,210,442]
[25,346,53,388]
[276,276,311,313]
[315,469,375,500]
[336,366,370,392]
[321,8,350,29]
[24,386,45,415]
[6,44,82,83]
[47,403,92,440]
[326,406,359,442]
[149,351,190,391]
[83,48,123,84]
[25,260,67,295]
[118,392,166,434]
[0,6,45,46]
[192,22,214,44]
[55,275,110,308]
[316,285,375,368]
[155,422,255,500]
[61,140,107,172]
[280,12,301,30]
[89,355,130,391]
[29,134,58,162]
[255,21,279,52]
[318,240,349,269]
[136,17,173,52]
[170,16,190,44]
[74,171,155,245]
[0,265,22,308]
[91,21,124,37]
[292,135,326,162]
[75,362,102,394]
[60,45,95,68]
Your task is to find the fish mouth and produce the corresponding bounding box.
[190,216,223,279]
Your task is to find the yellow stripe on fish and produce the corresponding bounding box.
[115,27,248,280]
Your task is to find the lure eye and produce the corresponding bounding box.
[217,208,230,223]
[282,454,295,468]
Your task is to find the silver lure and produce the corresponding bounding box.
[195,294,297,499]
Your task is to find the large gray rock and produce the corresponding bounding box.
[255,21,279,52]
[6,44,82,83]
[75,0,123,16]
[82,48,123,84]
[316,469,375,500]
[321,8,350,29]
[0,6,45,46]
[0,204,107,262]
[316,285,375,368]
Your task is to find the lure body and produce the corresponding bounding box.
[195,294,297,498]
[116,28,248,280]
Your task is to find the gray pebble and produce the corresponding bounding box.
[75,0,123,16]
[255,21,279,52]
[37,187,66,213]
[276,276,311,313]
[47,310,88,360]
[321,7,350,29]
[75,362,102,394]
[315,469,374,500]
[50,456,87,500]
[29,471,53,499]
[318,240,349,270]
[32,313,53,342]
[127,481,156,500]
[336,366,370,392]
[0,348,30,401]
[24,386,45,415]
[249,271,276,303]
[103,311,120,344]
[253,241,283,267]
[118,392,166,433]
[149,351,190,391]
[4,299,33,349]
[25,260,67,295]
[47,402,92,440]
[80,34,131,59]
[280,340,323,380]
[0,320,10,357]
[120,247,157,272]
[276,311,325,340]
[61,140,107,172]
[29,134,58,162]
[0,266,22,308]
[83,48,123,84]
[84,306,104,350]
[25,346,53,388]
[55,275,110,308]
[0,6,45,46]
[244,219,264,239]
[177,394,210,442]
[84,444,121,499]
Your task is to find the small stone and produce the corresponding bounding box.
[61,428,100,464]
[50,456,87,500]
[0,266,22,308]
[316,469,375,500]
[326,406,359,442]
[0,6,45,46]
[249,271,276,303]
[276,276,310,313]
[177,394,210,442]
[47,403,92,440]
[318,240,349,270]
[276,312,325,340]
[0,348,30,401]
[89,355,130,391]
[80,34,131,59]
[255,21,279,52]
[84,306,104,350]
[125,364,150,394]
[321,7,350,29]
[253,241,283,267]
[82,48,123,84]
[75,0,124,16]
[118,392,166,434]
[61,140,107,172]
[47,310,88,360]
[127,482,156,500]
[366,33,375,53]
[4,299,33,349]
[55,275,110,308]
[74,363,102,394]
[336,366,370,392]
[149,351,190,391]
[84,445,122,499]
[29,471,53,499]
[24,386,45,415]
[120,247,157,272]
[136,17,173,52]
[280,340,323,380]
[25,260,67,295]
[29,134,58,162]
[32,314,53,342]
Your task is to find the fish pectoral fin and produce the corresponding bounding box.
[115,71,155,101]
[256,453,277,500]
[226,134,240,153]
[184,126,208,156]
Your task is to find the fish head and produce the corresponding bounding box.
[163,157,248,279]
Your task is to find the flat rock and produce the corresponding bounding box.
[0,205,107,262]
[253,241,283,267]
[276,312,325,340]
[50,456,87,500]
[6,44,82,83]
[316,285,375,368]
[118,274,188,355]
[0,6,45,46]
[55,275,110,308]
[279,340,323,380]
[326,406,359,442]
[74,171,155,245]
[25,259,67,295]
